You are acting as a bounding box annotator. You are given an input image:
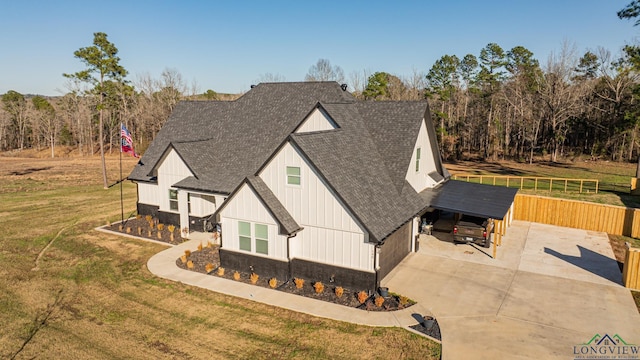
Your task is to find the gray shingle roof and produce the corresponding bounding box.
[290,102,429,242]
[129,82,355,193]
[131,81,449,242]
[245,176,302,235]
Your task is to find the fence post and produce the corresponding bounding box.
[564,179,568,192]
[623,242,640,291]
[595,180,599,194]
[580,180,583,193]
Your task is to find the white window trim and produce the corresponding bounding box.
[286,166,301,186]
[168,189,179,212]
[237,220,269,256]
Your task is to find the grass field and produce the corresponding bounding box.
[0,155,440,359]
[446,159,639,208]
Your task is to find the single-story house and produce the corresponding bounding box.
[128,82,517,290]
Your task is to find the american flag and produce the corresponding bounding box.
[120,123,139,158]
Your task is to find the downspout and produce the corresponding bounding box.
[287,235,293,281]
[286,232,298,282]
[374,242,382,291]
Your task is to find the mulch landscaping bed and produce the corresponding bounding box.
[409,317,441,340]
[108,217,420,313]
[174,245,416,312]
[107,217,188,245]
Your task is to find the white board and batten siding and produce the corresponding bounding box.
[157,149,194,212]
[405,120,440,193]
[259,142,374,272]
[218,183,287,260]
[188,193,220,217]
[137,182,159,206]
[295,108,338,133]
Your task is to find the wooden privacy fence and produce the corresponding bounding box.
[513,194,640,238]
[452,174,599,194]
[623,244,640,291]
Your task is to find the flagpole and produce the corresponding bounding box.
[120,123,124,225]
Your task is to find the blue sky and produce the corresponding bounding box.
[1,0,637,96]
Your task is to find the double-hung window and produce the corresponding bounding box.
[238,221,251,251]
[287,166,301,185]
[238,221,269,255]
[169,189,179,211]
[255,224,268,255]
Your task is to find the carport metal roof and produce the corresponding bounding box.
[419,180,518,220]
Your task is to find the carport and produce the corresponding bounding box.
[420,180,518,258]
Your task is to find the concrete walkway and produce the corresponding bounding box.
[383,221,640,359]
[146,239,436,333]
[145,221,640,359]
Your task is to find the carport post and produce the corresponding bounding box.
[492,225,497,259]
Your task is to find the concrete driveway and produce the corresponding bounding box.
[382,221,640,360]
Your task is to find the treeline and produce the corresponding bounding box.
[347,42,640,163]
[0,68,222,157]
[2,41,640,165]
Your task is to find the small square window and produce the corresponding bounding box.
[287,166,301,185]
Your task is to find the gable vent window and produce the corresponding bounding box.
[415,148,421,172]
[169,189,179,211]
[287,166,301,185]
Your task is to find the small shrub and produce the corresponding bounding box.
[206,240,213,248]
[313,282,324,293]
[269,278,277,288]
[126,227,131,234]
[217,267,225,276]
[398,295,410,307]
[294,278,305,289]
[184,250,191,258]
[145,215,152,222]
[137,226,142,235]
[170,233,175,242]
[250,272,259,284]
[149,222,155,229]
[157,223,165,231]
[147,229,152,237]
[205,263,214,273]
[197,242,203,251]
[156,231,162,239]
[180,255,187,264]
[186,260,194,269]
[167,224,175,233]
[374,296,384,307]
[136,214,142,219]
[118,224,123,231]
[335,286,344,298]
[233,271,241,281]
[357,290,368,304]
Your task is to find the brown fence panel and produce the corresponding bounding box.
[623,244,640,291]
[513,194,640,238]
